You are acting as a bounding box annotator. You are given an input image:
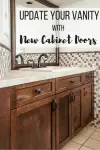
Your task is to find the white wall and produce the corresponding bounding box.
[0,0,11,79]
[61,0,100,8]
[60,0,100,52]
[0,0,10,48]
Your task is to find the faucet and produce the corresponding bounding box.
[27,59,34,68]
[37,54,48,68]
[15,54,24,64]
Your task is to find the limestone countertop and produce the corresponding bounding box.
[0,67,95,88]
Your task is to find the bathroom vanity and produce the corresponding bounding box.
[0,68,94,149]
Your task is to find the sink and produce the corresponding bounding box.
[32,67,75,72]
[20,67,78,72]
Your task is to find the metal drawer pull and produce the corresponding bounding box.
[52,99,57,111]
[72,93,75,101]
[69,93,73,103]
[84,88,87,96]
[35,88,41,94]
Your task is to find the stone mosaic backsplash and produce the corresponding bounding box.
[0,46,11,79]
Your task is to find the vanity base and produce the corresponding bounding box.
[0,71,94,149]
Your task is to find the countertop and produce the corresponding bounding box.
[0,67,95,88]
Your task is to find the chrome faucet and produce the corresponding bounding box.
[15,54,24,65]
[37,54,48,68]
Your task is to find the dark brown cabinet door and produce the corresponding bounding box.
[83,83,94,126]
[71,87,83,136]
[11,96,55,150]
[56,91,71,149]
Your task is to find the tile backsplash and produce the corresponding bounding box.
[60,52,100,127]
[0,46,11,79]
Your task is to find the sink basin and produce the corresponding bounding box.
[20,67,78,72]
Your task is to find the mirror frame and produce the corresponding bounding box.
[10,0,59,69]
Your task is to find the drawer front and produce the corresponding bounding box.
[83,71,94,83]
[15,79,55,107]
[56,75,82,93]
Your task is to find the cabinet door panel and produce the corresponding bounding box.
[72,87,82,136]
[11,97,54,150]
[83,83,94,126]
[56,91,71,149]
[59,97,70,142]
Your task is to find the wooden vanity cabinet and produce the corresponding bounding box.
[55,72,94,149]
[11,96,56,150]
[0,71,94,150]
[55,87,83,149]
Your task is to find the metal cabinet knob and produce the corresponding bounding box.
[69,92,75,103]
[35,89,41,94]
[70,80,74,84]
[72,93,75,101]
[69,93,73,103]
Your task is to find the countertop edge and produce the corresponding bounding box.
[0,68,95,89]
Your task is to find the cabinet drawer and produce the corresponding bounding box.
[83,71,94,83]
[15,79,55,107]
[56,75,82,93]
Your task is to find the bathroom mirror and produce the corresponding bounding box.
[10,0,59,69]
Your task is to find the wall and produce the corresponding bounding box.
[0,0,11,79]
[0,0,10,48]
[60,0,100,53]
[0,46,11,79]
[61,0,100,7]
[60,0,100,127]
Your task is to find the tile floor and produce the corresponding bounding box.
[62,125,100,150]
